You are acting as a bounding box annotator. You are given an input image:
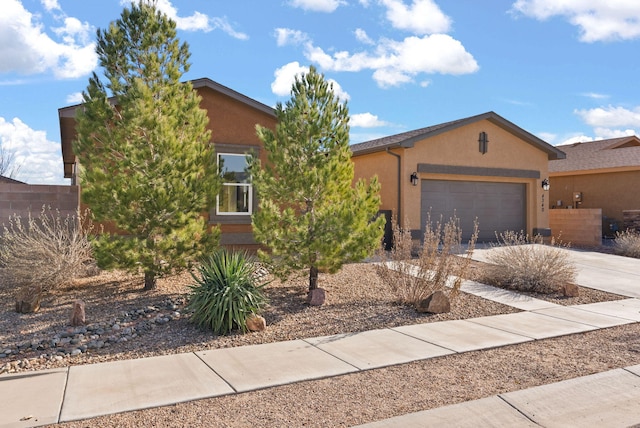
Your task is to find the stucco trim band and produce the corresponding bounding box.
[417,163,541,179]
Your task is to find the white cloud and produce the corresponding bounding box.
[575,105,640,128]
[304,34,478,87]
[271,62,309,96]
[210,17,249,40]
[355,28,375,45]
[0,117,66,184]
[41,0,60,12]
[593,127,637,139]
[270,61,350,100]
[351,113,389,127]
[328,79,350,101]
[0,0,97,79]
[557,134,594,146]
[288,0,345,13]
[121,0,248,39]
[512,0,640,42]
[581,92,609,100]
[537,132,557,144]
[380,0,452,34]
[274,28,309,46]
[66,92,83,104]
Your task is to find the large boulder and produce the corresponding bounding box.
[416,290,451,314]
[246,314,266,332]
[15,285,42,314]
[307,288,327,306]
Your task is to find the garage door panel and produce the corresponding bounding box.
[421,180,526,242]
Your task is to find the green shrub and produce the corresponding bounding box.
[614,229,640,258]
[0,207,94,306]
[187,249,268,335]
[376,214,478,307]
[483,231,576,294]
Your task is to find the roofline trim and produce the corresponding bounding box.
[351,111,566,161]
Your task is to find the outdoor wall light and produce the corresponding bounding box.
[410,172,419,186]
[541,178,550,191]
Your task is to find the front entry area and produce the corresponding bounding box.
[420,179,526,242]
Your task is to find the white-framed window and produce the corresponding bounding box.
[217,153,252,215]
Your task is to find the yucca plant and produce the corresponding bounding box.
[187,249,268,335]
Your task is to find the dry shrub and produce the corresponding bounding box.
[376,214,478,307]
[614,229,640,259]
[0,207,94,307]
[483,231,576,294]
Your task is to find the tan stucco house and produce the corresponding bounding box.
[351,112,566,242]
[549,136,640,234]
[58,78,277,249]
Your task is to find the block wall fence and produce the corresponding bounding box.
[549,208,602,247]
[0,183,79,228]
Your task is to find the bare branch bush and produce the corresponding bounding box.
[482,231,576,294]
[0,145,22,179]
[0,207,95,300]
[376,214,478,307]
[614,229,640,259]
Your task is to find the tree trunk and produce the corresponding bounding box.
[144,271,157,291]
[308,265,318,291]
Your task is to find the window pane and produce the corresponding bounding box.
[219,184,250,213]
[219,154,249,183]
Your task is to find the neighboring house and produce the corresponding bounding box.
[58,78,277,249]
[351,112,566,242]
[549,136,640,234]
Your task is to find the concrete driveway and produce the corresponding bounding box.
[471,245,640,298]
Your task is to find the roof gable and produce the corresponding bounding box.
[58,78,275,178]
[350,111,565,160]
[550,136,640,173]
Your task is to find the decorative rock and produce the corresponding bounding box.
[563,283,580,297]
[70,300,86,326]
[416,290,451,314]
[246,314,267,332]
[307,288,327,306]
[15,285,42,314]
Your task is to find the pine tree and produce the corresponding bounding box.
[73,1,220,290]
[250,66,385,296]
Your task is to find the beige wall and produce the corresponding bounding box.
[353,119,551,236]
[550,170,640,226]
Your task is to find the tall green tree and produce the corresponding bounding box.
[73,1,220,290]
[250,66,385,294]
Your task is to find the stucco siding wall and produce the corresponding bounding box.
[549,208,602,247]
[549,170,640,225]
[352,149,401,215]
[352,120,551,235]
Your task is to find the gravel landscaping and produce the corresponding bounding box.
[0,257,636,426]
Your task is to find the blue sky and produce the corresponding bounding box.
[1,0,640,184]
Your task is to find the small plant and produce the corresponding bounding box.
[187,249,268,335]
[0,207,94,312]
[483,231,576,294]
[376,214,478,307]
[614,229,640,259]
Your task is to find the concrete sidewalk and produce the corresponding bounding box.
[356,364,640,427]
[2,296,639,427]
[2,248,640,427]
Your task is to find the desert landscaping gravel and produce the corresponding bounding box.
[0,260,637,426]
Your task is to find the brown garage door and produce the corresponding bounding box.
[420,180,526,242]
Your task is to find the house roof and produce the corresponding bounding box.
[549,136,640,174]
[58,78,276,178]
[0,175,26,184]
[350,111,566,161]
